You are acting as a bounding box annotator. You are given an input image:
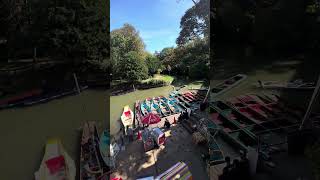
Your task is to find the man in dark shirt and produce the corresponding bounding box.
[164,118,171,129]
[239,151,250,179]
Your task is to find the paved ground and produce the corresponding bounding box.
[110,124,209,180]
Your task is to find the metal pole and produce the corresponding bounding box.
[203,86,210,104]
[299,75,320,130]
[73,73,81,94]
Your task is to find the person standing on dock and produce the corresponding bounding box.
[164,118,171,129]
[187,108,191,118]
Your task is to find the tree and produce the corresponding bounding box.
[177,0,209,45]
[111,23,146,77]
[145,53,161,75]
[117,51,148,82]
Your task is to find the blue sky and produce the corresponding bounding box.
[111,0,194,53]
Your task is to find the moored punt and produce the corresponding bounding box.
[153,97,161,104]
[22,86,88,106]
[169,97,186,111]
[80,121,109,180]
[236,95,278,119]
[227,98,267,124]
[167,99,181,114]
[151,101,162,117]
[209,105,257,152]
[35,138,76,180]
[254,80,315,90]
[243,95,304,121]
[184,92,196,100]
[120,105,134,134]
[177,96,191,110]
[211,74,247,97]
[260,93,306,117]
[159,96,167,102]
[0,88,43,109]
[140,101,151,116]
[209,106,240,133]
[159,100,171,117]
[181,93,194,102]
[212,101,257,128]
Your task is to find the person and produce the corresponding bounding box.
[223,156,231,172]
[221,157,231,180]
[187,108,191,118]
[239,151,250,179]
[127,127,133,142]
[164,118,171,129]
[184,109,188,120]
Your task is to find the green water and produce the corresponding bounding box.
[0,90,108,180]
[110,86,174,135]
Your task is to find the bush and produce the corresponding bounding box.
[189,63,209,79]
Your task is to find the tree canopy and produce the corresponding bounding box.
[177,0,210,45]
[111,24,147,78]
[117,51,148,82]
[1,0,109,66]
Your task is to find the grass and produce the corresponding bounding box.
[141,74,174,84]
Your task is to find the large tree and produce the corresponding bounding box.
[111,23,146,77]
[117,51,148,82]
[145,53,161,75]
[177,0,210,45]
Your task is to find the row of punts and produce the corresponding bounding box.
[137,90,206,119]
[211,74,316,100]
[208,93,311,157]
[255,79,315,90]
[211,74,247,97]
[0,86,88,110]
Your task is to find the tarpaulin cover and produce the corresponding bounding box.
[142,113,161,125]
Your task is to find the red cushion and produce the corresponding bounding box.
[45,155,66,174]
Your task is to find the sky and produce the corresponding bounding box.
[110,0,194,53]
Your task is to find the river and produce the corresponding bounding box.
[0,89,108,180]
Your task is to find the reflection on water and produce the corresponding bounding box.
[110,86,173,135]
[0,90,108,180]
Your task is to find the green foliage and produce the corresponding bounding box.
[2,0,109,65]
[117,51,148,82]
[145,54,161,75]
[158,38,209,79]
[306,3,319,14]
[157,47,175,61]
[189,62,209,79]
[177,0,209,45]
[140,79,169,88]
[111,24,146,77]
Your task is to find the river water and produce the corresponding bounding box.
[0,89,108,180]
